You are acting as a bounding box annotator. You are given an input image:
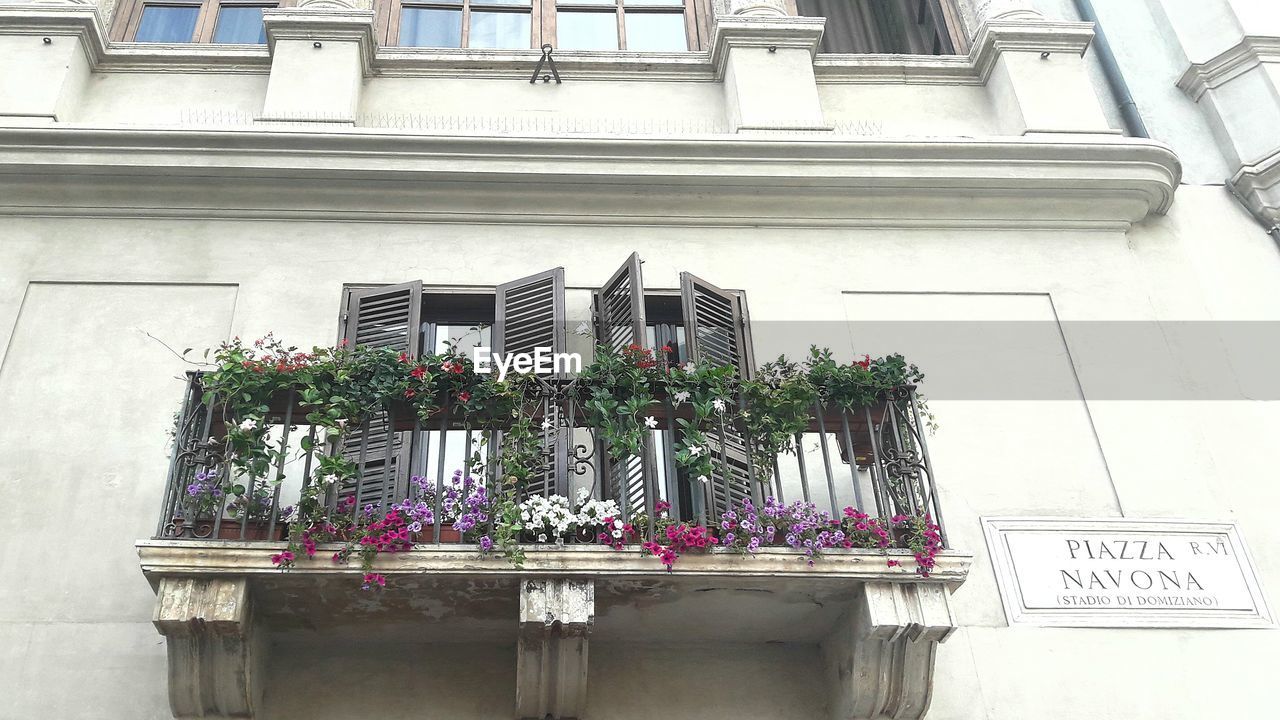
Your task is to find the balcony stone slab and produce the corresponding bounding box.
[142,543,968,719]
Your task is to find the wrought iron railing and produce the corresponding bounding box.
[156,371,946,546]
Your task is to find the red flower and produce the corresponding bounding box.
[410,365,426,379]
[339,338,350,348]
[458,391,471,403]
[661,344,673,353]
[398,352,410,364]
[404,388,416,399]
[854,354,871,369]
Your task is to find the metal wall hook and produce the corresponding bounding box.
[530,44,562,84]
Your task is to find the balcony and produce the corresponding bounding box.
[138,341,971,719]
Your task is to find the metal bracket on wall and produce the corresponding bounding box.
[530,44,562,84]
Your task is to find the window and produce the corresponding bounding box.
[112,0,283,44]
[379,0,708,51]
[337,255,754,517]
[790,0,966,55]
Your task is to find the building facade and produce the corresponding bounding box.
[0,0,1277,718]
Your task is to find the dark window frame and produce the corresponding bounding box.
[378,0,711,51]
[111,0,290,44]
[787,0,969,56]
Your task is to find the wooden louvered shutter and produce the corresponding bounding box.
[494,268,567,499]
[335,282,422,508]
[593,253,658,518]
[680,272,756,516]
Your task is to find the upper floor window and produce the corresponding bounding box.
[790,0,965,55]
[381,0,707,51]
[113,0,284,43]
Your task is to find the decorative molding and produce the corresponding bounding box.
[970,19,1094,82]
[727,0,787,16]
[1230,147,1280,229]
[0,5,1096,83]
[138,542,972,583]
[821,582,958,720]
[1177,35,1280,101]
[709,14,825,81]
[374,47,717,81]
[262,6,377,78]
[0,127,1180,229]
[517,579,594,720]
[152,577,262,718]
[814,19,1094,86]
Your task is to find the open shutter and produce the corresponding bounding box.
[335,281,422,508]
[593,253,658,518]
[680,272,756,517]
[494,268,567,499]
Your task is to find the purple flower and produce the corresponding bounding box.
[479,536,494,552]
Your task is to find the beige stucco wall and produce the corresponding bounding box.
[0,182,1276,719]
[1,0,1279,717]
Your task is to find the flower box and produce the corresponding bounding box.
[172,517,286,541]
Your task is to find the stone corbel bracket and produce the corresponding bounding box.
[153,577,262,719]
[821,582,958,720]
[517,579,595,720]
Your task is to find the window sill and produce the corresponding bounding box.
[373,47,714,81]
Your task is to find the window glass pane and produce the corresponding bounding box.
[624,0,684,5]
[558,0,616,5]
[400,7,463,47]
[556,11,618,50]
[213,6,267,44]
[470,11,531,49]
[473,0,531,4]
[625,11,686,51]
[135,5,200,43]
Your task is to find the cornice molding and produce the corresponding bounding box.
[0,125,1180,229]
[1229,146,1280,228]
[971,19,1094,83]
[1177,35,1280,101]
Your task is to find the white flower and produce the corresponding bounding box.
[688,445,704,457]
[682,361,697,372]
[612,529,623,538]
[712,398,726,413]
[537,533,548,542]
[698,474,709,484]
[612,519,623,529]
[541,418,554,431]
[672,390,691,403]
[238,418,256,432]
[574,321,593,337]
[643,416,657,429]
